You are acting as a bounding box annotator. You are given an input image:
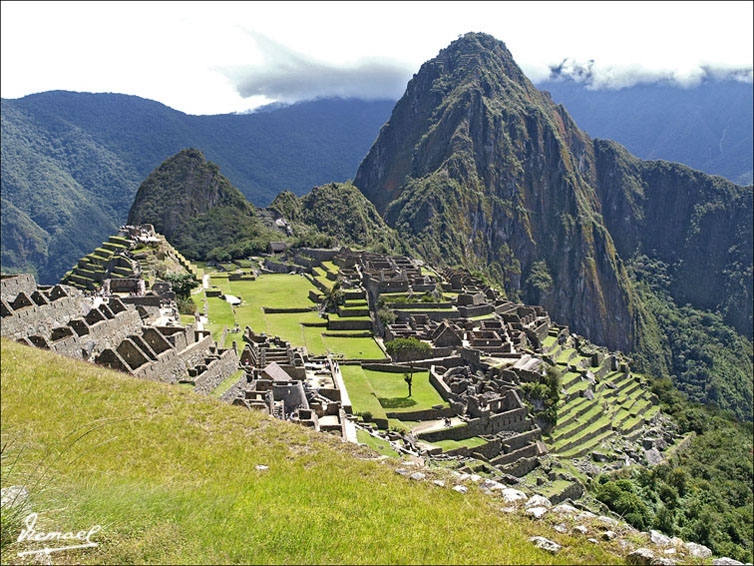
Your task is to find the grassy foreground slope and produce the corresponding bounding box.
[0,340,619,565]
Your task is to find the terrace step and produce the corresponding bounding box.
[560,429,615,458]
[555,420,613,454]
[557,398,597,430]
[556,395,588,417]
[561,371,584,390]
[552,403,602,443]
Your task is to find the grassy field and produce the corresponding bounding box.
[208,272,232,293]
[205,295,235,342]
[339,366,447,425]
[361,368,447,412]
[339,364,388,423]
[195,271,385,360]
[322,336,385,359]
[228,274,317,310]
[2,339,620,564]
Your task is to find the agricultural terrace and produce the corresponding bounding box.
[542,331,661,460]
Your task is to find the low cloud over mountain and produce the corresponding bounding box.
[219,31,412,102]
[547,57,753,90]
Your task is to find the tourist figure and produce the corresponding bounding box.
[404,373,413,397]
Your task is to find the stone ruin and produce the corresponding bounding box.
[4,245,673,501]
[1,272,239,393]
[422,362,547,477]
[230,327,352,439]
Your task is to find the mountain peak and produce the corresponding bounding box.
[354,33,632,350]
[416,32,528,89]
[443,32,512,59]
[126,149,269,260]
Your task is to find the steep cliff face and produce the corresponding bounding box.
[593,140,753,337]
[355,33,635,351]
[127,149,272,260]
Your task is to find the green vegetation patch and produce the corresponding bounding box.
[356,429,399,457]
[322,336,385,359]
[228,274,317,310]
[212,369,245,398]
[362,369,447,412]
[339,364,387,425]
[1,339,623,565]
[378,397,418,409]
[205,296,235,342]
[431,437,487,451]
[321,261,339,273]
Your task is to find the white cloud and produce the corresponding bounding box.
[218,31,412,102]
[545,58,753,89]
[1,1,751,114]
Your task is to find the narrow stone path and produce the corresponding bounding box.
[410,417,464,435]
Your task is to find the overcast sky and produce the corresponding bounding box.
[2,1,752,115]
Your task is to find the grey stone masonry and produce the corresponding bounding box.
[2,273,240,389]
[1,274,38,302]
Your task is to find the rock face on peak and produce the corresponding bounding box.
[127,149,272,260]
[354,32,752,387]
[355,32,636,351]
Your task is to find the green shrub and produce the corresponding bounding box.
[385,337,431,362]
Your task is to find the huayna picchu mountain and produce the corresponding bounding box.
[355,33,637,352]
[127,148,277,261]
[354,32,752,418]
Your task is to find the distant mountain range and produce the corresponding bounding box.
[1,64,752,288]
[539,79,753,185]
[0,94,394,282]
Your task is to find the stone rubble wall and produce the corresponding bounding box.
[547,481,584,505]
[418,406,530,443]
[328,318,373,331]
[491,442,539,467]
[501,455,539,477]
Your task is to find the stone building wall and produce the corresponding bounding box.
[0,274,38,301]
[193,349,239,394]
